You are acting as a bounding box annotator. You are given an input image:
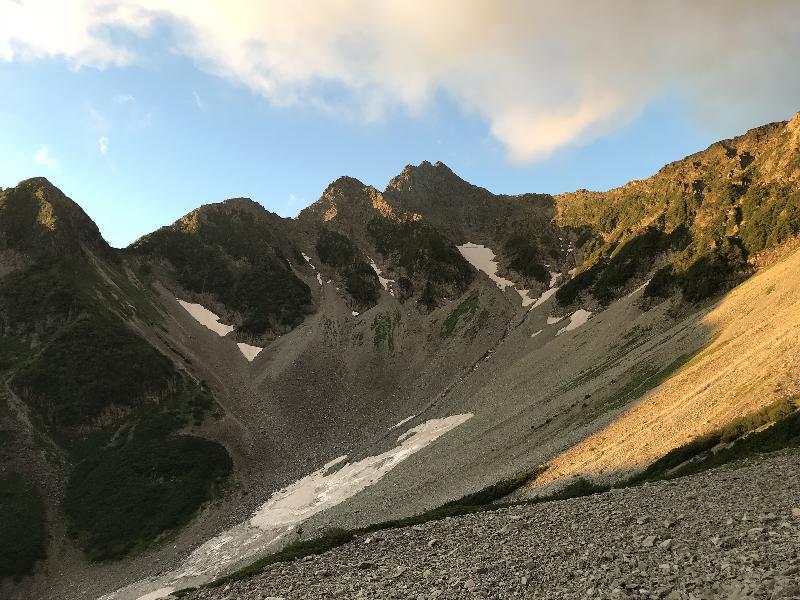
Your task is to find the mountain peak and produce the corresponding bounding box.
[193,197,270,218]
[299,175,388,225]
[1,177,108,255]
[386,160,471,196]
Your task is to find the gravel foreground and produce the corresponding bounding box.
[182,451,800,600]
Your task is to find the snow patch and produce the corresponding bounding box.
[516,288,535,307]
[457,243,516,290]
[136,590,175,600]
[389,415,416,430]
[549,271,560,288]
[531,287,558,309]
[530,329,543,338]
[177,299,234,337]
[102,414,473,600]
[367,256,395,292]
[303,253,324,287]
[178,300,263,362]
[351,310,360,317]
[237,343,263,362]
[457,242,536,306]
[556,309,592,336]
[627,279,651,298]
[546,315,564,325]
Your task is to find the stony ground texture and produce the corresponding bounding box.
[183,450,800,600]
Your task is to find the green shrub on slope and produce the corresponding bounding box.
[12,316,174,432]
[367,218,473,307]
[64,416,231,561]
[0,472,47,578]
[316,229,381,307]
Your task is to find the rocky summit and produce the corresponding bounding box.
[2,112,800,600]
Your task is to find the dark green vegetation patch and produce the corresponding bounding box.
[13,317,173,432]
[316,229,380,308]
[556,226,690,306]
[0,472,47,578]
[441,294,489,340]
[133,203,312,337]
[65,414,232,561]
[0,206,234,563]
[315,229,355,267]
[371,311,401,351]
[556,126,800,307]
[367,218,473,308]
[504,234,548,282]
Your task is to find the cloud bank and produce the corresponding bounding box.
[2,0,799,161]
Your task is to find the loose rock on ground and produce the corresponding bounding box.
[182,450,800,599]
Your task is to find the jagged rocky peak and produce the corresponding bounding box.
[0,177,108,255]
[300,175,392,225]
[386,160,474,197]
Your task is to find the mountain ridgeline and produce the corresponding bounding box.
[1,112,799,595]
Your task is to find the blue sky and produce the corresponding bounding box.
[1,2,798,247]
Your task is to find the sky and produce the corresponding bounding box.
[1,1,799,248]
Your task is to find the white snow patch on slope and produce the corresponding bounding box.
[457,243,515,290]
[627,279,651,298]
[368,256,394,293]
[457,242,537,306]
[352,310,360,317]
[546,315,564,325]
[531,287,558,309]
[389,415,416,430]
[177,300,234,336]
[549,271,560,288]
[556,309,592,336]
[516,288,535,307]
[237,343,263,362]
[530,329,543,338]
[178,300,262,361]
[103,414,472,600]
[135,590,174,600]
[303,253,324,287]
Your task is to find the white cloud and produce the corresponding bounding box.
[97,136,109,154]
[113,93,135,104]
[192,90,204,110]
[3,1,800,161]
[33,145,59,170]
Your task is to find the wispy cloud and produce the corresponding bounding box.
[113,93,135,105]
[33,145,59,171]
[97,136,109,154]
[3,1,800,162]
[192,90,205,110]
